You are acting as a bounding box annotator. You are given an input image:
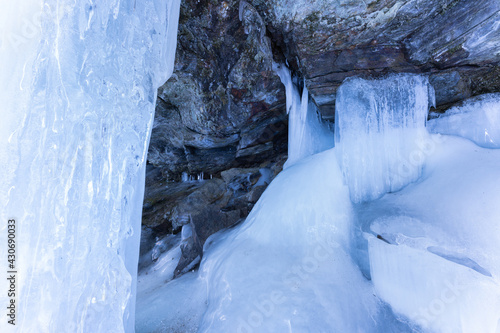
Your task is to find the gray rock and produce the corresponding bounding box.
[248,0,500,118]
[429,70,471,108]
[147,0,287,179]
[141,159,285,279]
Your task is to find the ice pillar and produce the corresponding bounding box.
[0,0,180,331]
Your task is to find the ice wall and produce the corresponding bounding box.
[273,63,333,167]
[0,0,180,332]
[335,74,434,203]
[428,93,500,148]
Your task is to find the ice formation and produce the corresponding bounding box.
[428,93,500,148]
[3,1,498,328]
[273,63,334,167]
[335,74,434,203]
[135,73,500,333]
[361,135,500,333]
[0,0,180,332]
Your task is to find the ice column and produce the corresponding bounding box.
[0,0,180,332]
[273,63,334,167]
[335,74,434,203]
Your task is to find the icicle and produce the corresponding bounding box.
[273,62,333,168]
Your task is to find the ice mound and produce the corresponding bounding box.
[195,149,409,332]
[428,93,500,148]
[359,135,500,333]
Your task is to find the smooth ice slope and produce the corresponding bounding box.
[196,149,392,332]
[335,74,434,203]
[0,0,180,332]
[136,149,412,332]
[428,93,500,148]
[274,63,333,167]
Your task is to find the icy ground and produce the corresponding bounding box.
[136,76,500,332]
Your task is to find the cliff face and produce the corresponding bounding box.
[250,0,500,118]
[148,0,287,179]
[142,0,500,276]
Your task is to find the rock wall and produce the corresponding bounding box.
[250,0,500,118]
[148,0,287,178]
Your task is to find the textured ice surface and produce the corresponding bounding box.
[359,135,500,333]
[274,63,334,167]
[335,74,434,203]
[428,93,500,148]
[0,0,180,332]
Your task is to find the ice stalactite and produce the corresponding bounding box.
[273,63,334,168]
[0,0,180,332]
[335,74,435,203]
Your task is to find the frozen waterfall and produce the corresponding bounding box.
[335,74,435,203]
[273,63,334,168]
[0,0,180,332]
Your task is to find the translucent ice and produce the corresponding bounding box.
[0,0,180,332]
[273,63,334,167]
[428,93,500,148]
[359,135,500,333]
[335,74,434,203]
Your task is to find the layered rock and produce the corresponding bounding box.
[249,0,500,117]
[148,0,288,178]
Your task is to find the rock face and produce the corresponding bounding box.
[141,0,500,278]
[249,0,500,117]
[148,0,288,178]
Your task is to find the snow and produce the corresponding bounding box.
[428,93,500,148]
[0,0,180,332]
[361,135,500,333]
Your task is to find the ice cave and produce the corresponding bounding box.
[1,0,500,333]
